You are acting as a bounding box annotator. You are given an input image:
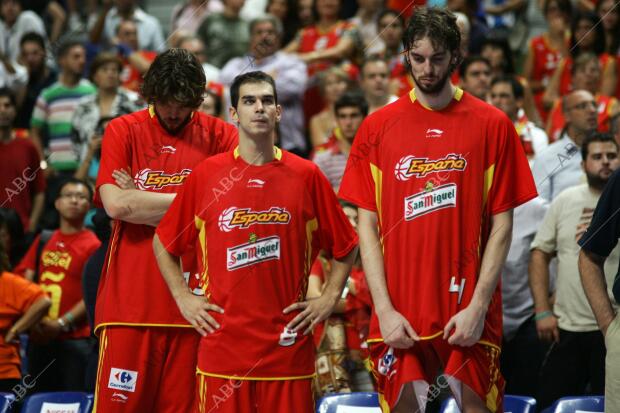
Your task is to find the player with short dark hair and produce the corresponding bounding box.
[92,48,238,412]
[339,7,537,413]
[154,70,358,413]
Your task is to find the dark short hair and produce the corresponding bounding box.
[403,7,462,74]
[334,91,369,117]
[230,71,278,110]
[459,55,491,79]
[378,8,404,28]
[89,52,123,82]
[19,31,45,50]
[56,177,93,201]
[581,132,619,160]
[480,36,514,74]
[0,87,17,107]
[490,75,524,100]
[360,55,388,77]
[141,48,206,108]
[56,39,84,59]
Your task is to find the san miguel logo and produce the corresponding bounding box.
[134,169,191,190]
[218,207,291,232]
[404,183,457,221]
[394,154,467,181]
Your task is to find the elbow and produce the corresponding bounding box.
[102,199,128,221]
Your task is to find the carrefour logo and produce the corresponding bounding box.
[108,368,138,392]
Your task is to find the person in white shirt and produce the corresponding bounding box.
[0,0,46,61]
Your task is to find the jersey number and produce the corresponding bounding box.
[40,271,65,318]
[449,276,465,305]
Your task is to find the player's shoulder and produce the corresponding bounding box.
[192,149,236,175]
[360,94,411,129]
[194,112,236,132]
[108,107,150,129]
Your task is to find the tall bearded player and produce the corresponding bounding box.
[93,49,237,412]
[339,7,537,413]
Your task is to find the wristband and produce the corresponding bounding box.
[534,310,553,321]
[64,312,75,325]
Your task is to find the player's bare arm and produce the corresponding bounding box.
[100,183,176,227]
[152,234,223,337]
[528,248,559,343]
[579,249,616,335]
[444,209,513,346]
[284,246,358,335]
[358,208,419,349]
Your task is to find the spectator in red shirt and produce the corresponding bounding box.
[15,178,100,392]
[0,87,45,233]
[115,19,155,93]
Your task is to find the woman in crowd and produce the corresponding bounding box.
[309,66,350,148]
[266,0,300,46]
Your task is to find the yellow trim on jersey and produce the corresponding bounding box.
[233,146,283,160]
[196,368,315,381]
[379,392,391,413]
[92,328,108,413]
[482,164,495,208]
[195,216,210,297]
[305,218,318,277]
[148,104,155,117]
[370,163,383,226]
[366,335,501,348]
[198,374,207,413]
[409,87,464,109]
[94,322,193,335]
[487,384,499,412]
[478,339,501,352]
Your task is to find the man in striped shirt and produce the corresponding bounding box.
[312,92,368,191]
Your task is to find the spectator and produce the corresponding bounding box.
[359,56,397,114]
[612,113,620,145]
[30,40,97,174]
[309,67,350,148]
[546,52,619,142]
[482,0,525,32]
[114,19,156,93]
[377,9,405,74]
[196,0,249,68]
[447,0,489,54]
[349,0,384,56]
[312,91,368,190]
[266,0,300,46]
[0,208,27,268]
[199,87,224,118]
[178,35,221,84]
[220,14,307,155]
[544,11,617,108]
[15,178,101,393]
[0,241,50,393]
[489,75,549,164]
[459,55,492,101]
[0,88,45,234]
[0,0,45,61]
[597,0,620,56]
[523,0,571,122]
[171,0,223,36]
[0,49,26,97]
[15,32,57,130]
[72,52,143,185]
[530,132,619,410]
[90,0,165,53]
[297,0,314,28]
[532,90,597,201]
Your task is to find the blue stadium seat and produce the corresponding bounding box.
[20,392,91,413]
[86,394,94,412]
[316,392,382,413]
[440,395,537,413]
[0,393,16,413]
[543,395,604,413]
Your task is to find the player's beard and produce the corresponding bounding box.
[586,169,613,191]
[157,113,192,135]
[412,69,451,95]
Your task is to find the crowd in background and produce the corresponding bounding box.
[1,0,620,410]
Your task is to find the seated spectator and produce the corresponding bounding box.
[597,0,620,57]
[544,11,617,109]
[547,52,619,141]
[523,0,571,121]
[490,75,549,164]
[15,178,101,393]
[0,0,45,61]
[171,0,223,36]
[349,0,384,56]
[529,132,619,410]
[482,0,525,32]
[199,87,224,118]
[359,56,397,114]
[197,0,249,68]
[459,55,492,101]
[482,36,542,126]
[220,14,307,155]
[377,9,405,75]
[297,0,313,28]
[447,0,489,54]
[266,0,300,46]
[309,67,350,148]
[532,90,597,201]
[0,244,50,393]
[178,35,221,84]
[30,40,97,174]
[15,32,57,130]
[72,52,143,185]
[0,88,45,234]
[113,19,156,93]
[312,92,368,190]
[89,0,165,53]
[0,50,26,97]
[0,208,27,268]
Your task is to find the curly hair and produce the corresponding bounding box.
[141,48,206,108]
[402,7,462,74]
